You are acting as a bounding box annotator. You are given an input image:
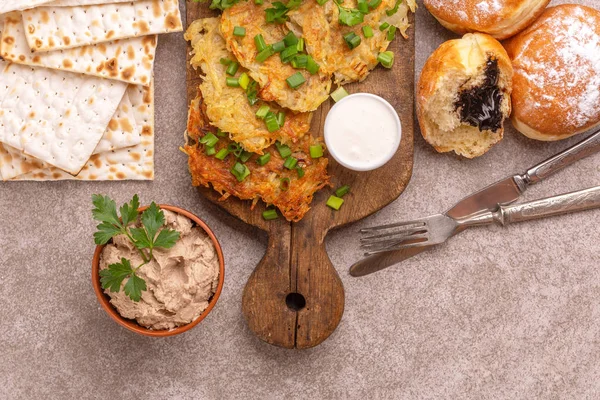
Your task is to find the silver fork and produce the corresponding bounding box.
[360,186,600,256]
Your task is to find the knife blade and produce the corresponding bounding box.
[350,129,600,277]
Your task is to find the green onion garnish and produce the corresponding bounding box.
[256,45,275,63]
[357,0,368,13]
[343,32,361,50]
[326,195,344,210]
[226,77,240,87]
[306,55,320,74]
[228,143,241,152]
[280,177,290,191]
[316,0,328,4]
[377,51,394,68]
[283,156,298,170]
[379,22,390,31]
[200,132,219,147]
[296,166,305,178]
[220,58,232,65]
[226,61,239,76]
[309,144,323,158]
[265,112,280,132]
[280,45,299,63]
[256,105,270,119]
[257,153,271,166]
[216,128,227,138]
[335,185,350,197]
[291,54,308,69]
[238,72,250,90]
[277,112,286,127]
[239,151,253,163]
[215,148,229,160]
[272,40,286,53]
[231,162,251,182]
[387,25,397,41]
[386,0,401,16]
[262,209,278,220]
[205,146,216,156]
[233,26,246,37]
[330,86,349,102]
[255,0,264,4]
[276,142,292,158]
[283,31,299,47]
[368,0,382,9]
[296,38,305,52]
[362,25,374,38]
[286,72,306,89]
[254,34,267,52]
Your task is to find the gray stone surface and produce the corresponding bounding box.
[1,0,600,398]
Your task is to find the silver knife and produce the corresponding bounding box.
[350,129,600,277]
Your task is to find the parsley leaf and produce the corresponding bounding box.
[141,202,164,241]
[94,222,123,245]
[124,274,147,302]
[120,194,140,227]
[153,229,181,249]
[129,202,180,251]
[92,194,121,227]
[130,227,153,249]
[100,258,135,293]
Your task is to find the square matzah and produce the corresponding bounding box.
[0,60,128,175]
[0,0,53,14]
[46,0,136,6]
[1,14,157,86]
[22,0,182,52]
[11,83,154,181]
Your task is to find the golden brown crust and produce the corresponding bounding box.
[504,4,600,141]
[424,0,550,40]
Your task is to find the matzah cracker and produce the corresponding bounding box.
[13,83,154,181]
[0,60,128,174]
[1,14,157,86]
[0,0,53,14]
[22,0,182,52]
[46,0,136,6]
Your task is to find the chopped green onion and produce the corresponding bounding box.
[216,128,227,138]
[296,166,305,178]
[316,0,328,4]
[257,153,271,166]
[362,25,374,38]
[200,132,219,147]
[262,209,278,220]
[296,38,305,52]
[377,51,394,68]
[265,112,280,132]
[276,142,292,158]
[357,0,369,13]
[256,105,270,119]
[291,54,308,69]
[379,22,390,31]
[280,45,299,63]
[286,72,306,89]
[280,177,290,191]
[231,162,251,182]
[220,58,232,65]
[283,156,298,169]
[326,195,344,210]
[306,55,320,74]
[233,26,246,37]
[256,45,275,63]
[277,112,286,127]
[238,72,250,90]
[254,34,267,52]
[368,0,382,9]
[239,151,253,163]
[387,25,397,41]
[227,143,241,152]
[330,86,349,102]
[215,148,230,160]
[343,32,361,50]
[205,146,217,156]
[386,0,401,16]
[335,185,351,197]
[272,40,286,53]
[255,0,264,4]
[309,144,323,158]
[226,62,239,76]
[226,77,240,87]
[283,31,299,47]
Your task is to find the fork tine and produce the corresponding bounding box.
[360,219,427,234]
[360,233,429,250]
[360,226,428,243]
[363,239,432,256]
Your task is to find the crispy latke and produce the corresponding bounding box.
[221,1,332,112]
[287,0,416,84]
[185,17,313,154]
[185,90,330,222]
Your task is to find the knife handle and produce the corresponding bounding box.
[524,129,600,185]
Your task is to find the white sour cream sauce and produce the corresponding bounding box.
[324,93,401,171]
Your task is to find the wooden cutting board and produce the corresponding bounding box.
[186,1,415,349]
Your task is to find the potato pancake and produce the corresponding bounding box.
[185,90,330,222]
[288,0,416,84]
[221,1,332,112]
[185,17,313,153]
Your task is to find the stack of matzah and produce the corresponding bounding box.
[0,0,182,181]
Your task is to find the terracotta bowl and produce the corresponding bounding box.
[91,204,225,337]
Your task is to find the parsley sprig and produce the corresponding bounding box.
[93,194,180,302]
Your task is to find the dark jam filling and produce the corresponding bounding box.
[455,58,503,132]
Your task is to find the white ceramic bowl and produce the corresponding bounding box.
[324,93,402,172]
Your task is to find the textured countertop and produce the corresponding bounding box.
[2,0,599,398]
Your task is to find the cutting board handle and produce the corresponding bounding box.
[242,221,345,349]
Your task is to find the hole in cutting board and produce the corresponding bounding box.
[285,293,306,311]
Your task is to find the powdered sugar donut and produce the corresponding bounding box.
[504,4,600,141]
